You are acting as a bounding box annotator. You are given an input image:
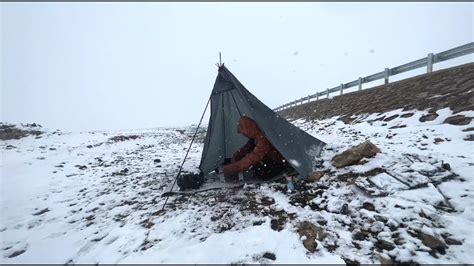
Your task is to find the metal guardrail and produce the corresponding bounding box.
[274,42,474,112]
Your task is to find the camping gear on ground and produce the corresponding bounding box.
[165,168,299,195]
[286,176,295,193]
[177,172,205,191]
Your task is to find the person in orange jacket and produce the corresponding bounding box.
[223,116,291,180]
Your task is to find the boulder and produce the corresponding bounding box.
[297,221,326,252]
[444,115,472,126]
[332,141,381,168]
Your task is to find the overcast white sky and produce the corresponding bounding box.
[1,3,473,131]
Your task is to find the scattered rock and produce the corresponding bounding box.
[340,203,350,215]
[154,158,162,163]
[417,231,447,251]
[362,202,375,211]
[332,141,381,168]
[5,145,16,150]
[377,253,394,265]
[464,134,474,141]
[112,168,129,176]
[262,252,276,260]
[383,114,399,122]
[353,231,368,241]
[109,135,142,142]
[388,124,407,129]
[400,113,414,118]
[32,208,50,216]
[297,221,326,252]
[375,239,395,251]
[441,161,451,171]
[307,171,324,182]
[434,138,445,144]
[7,249,26,258]
[260,196,275,206]
[444,115,472,126]
[419,113,438,122]
[462,127,474,132]
[444,237,462,245]
[374,215,388,223]
[75,165,87,170]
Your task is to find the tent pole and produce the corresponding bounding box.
[161,96,211,211]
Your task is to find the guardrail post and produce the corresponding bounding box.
[340,84,344,95]
[326,88,329,99]
[427,53,434,73]
[384,68,390,84]
[358,77,362,91]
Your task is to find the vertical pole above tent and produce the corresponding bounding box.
[219,52,222,66]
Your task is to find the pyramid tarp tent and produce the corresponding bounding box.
[199,66,326,179]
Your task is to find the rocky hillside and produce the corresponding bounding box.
[278,63,473,124]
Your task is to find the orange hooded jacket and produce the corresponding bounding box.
[223,116,284,175]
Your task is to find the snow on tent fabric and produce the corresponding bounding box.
[199,65,326,179]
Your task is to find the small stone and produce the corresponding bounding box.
[362,202,375,211]
[419,113,438,122]
[374,215,388,223]
[383,114,399,122]
[434,138,445,144]
[462,127,474,132]
[418,232,447,250]
[297,221,326,252]
[400,113,414,118]
[444,237,462,245]
[340,203,350,215]
[32,208,50,216]
[464,134,474,141]
[307,171,324,182]
[375,239,395,251]
[370,221,385,233]
[262,252,276,260]
[377,253,394,265]
[154,158,161,163]
[353,231,367,241]
[441,162,451,171]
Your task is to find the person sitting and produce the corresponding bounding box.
[223,116,292,180]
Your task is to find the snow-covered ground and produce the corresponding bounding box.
[1,107,473,264]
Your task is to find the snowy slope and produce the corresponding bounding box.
[1,107,473,264]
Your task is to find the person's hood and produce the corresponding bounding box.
[237,116,261,139]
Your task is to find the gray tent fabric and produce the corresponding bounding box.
[199,65,326,179]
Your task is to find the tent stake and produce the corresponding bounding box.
[161,97,211,211]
